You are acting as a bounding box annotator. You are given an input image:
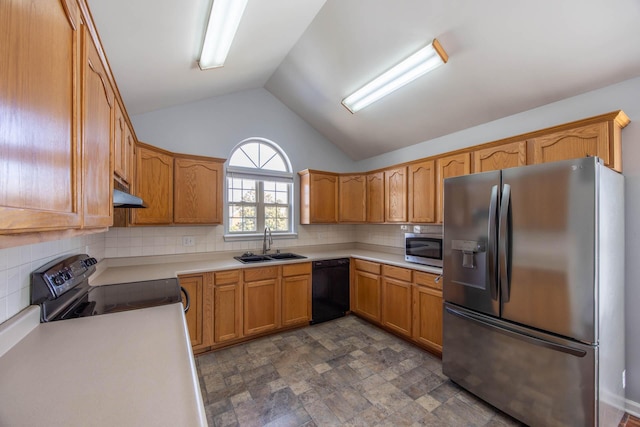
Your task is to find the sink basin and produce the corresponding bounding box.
[233,252,307,263]
[267,252,307,260]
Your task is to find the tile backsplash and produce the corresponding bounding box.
[1,222,440,325]
[0,233,105,324]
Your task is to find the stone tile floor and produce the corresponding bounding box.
[196,315,524,426]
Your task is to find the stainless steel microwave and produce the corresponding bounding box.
[405,233,443,267]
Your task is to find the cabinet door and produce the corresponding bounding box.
[179,274,203,347]
[214,270,242,343]
[114,101,127,183]
[282,274,311,326]
[244,278,280,336]
[339,175,366,223]
[384,167,407,222]
[436,152,471,223]
[131,145,174,225]
[82,27,114,228]
[300,171,338,224]
[412,284,443,354]
[382,277,413,337]
[0,0,83,233]
[353,270,381,323]
[473,141,526,173]
[408,160,435,223]
[366,172,385,223]
[174,157,223,224]
[528,122,609,167]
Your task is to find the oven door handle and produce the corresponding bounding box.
[180,286,190,313]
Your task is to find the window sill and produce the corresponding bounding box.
[223,232,298,242]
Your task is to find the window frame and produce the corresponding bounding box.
[224,138,296,241]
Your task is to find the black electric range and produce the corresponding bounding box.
[31,254,186,322]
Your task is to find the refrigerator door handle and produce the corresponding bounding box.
[445,305,587,357]
[499,184,511,302]
[488,185,499,301]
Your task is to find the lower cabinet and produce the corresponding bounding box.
[412,271,443,354]
[178,272,213,352]
[352,259,382,322]
[214,270,243,343]
[243,266,280,336]
[281,263,312,326]
[381,265,413,337]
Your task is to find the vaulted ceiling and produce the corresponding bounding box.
[88,0,640,160]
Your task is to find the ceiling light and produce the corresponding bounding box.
[342,39,448,113]
[199,0,248,70]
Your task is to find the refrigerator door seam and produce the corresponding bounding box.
[498,183,511,303]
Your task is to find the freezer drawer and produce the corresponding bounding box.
[443,303,596,427]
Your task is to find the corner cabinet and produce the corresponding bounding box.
[81,27,114,228]
[299,170,338,224]
[0,0,84,233]
[174,155,224,224]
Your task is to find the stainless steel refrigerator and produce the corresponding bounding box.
[442,157,625,427]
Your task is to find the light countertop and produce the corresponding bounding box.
[0,304,207,427]
[91,244,443,285]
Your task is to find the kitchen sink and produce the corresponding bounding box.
[233,252,307,263]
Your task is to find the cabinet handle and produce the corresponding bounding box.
[434,274,442,283]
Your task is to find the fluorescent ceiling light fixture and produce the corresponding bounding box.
[199,0,248,70]
[342,39,448,113]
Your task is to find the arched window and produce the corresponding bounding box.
[225,138,294,237]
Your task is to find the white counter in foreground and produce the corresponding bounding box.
[0,303,206,427]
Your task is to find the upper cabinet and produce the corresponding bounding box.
[299,170,338,224]
[339,174,366,223]
[81,27,114,228]
[436,153,471,223]
[366,172,385,223]
[408,160,436,223]
[129,143,225,226]
[131,144,174,225]
[0,0,84,234]
[174,155,224,225]
[114,100,135,185]
[473,141,527,173]
[384,167,408,222]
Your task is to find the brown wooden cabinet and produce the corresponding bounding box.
[436,152,471,223]
[384,167,408,222]
[528,121,619,170]
[412,271,443,354]
[131,143,174,225]
[408,160,436,223]
[81,27,114,229]
[174,155,224,224]
[299,170,339,224]
[0,0,83,234]
[352,259,382,323]
[366,172,385,223]
[214,270,243,343]
[243,266,281,336]
[381,265,413,337]
[473,141,526,173]
[281,263,312,326]
[178,273,213,352]
[114,100,134,185]
[339,175,367,223]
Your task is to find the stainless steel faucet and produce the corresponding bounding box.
[262,227,273,254]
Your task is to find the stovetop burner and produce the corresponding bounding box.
[31,254,185,322]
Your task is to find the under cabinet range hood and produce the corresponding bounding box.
[113,188,146,208]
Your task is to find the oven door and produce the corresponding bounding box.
[405,234,443,267]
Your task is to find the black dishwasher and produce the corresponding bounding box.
[311,258,350,324]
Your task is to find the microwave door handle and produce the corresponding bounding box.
[488,185,498,301]
[499,184,511,302]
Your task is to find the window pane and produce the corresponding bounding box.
[276,182,288,192]
[264,181,275,192]
[262,155,286,172]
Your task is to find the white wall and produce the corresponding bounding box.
[132,88,354,173]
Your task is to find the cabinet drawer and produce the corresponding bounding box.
[215,270,240,285]
[414,271,442,291]
[383,265,412,282]
[282,262,311,277]
[244,266,279,282]
[354,259,381,275]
